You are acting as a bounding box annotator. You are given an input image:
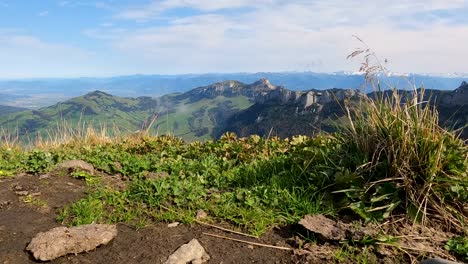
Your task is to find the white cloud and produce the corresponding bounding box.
[115,0,266,20]
[38,11,49,17]
[92,0,468,73]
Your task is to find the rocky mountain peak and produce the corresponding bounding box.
[457,81,468,91]
[251,78,276,90]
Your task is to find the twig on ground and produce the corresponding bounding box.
[158,204,259,239]
[202,232,293,251]
[196,221,259,239]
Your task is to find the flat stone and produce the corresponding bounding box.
[168,222,180,228]
[299,214,348,241]
[164,239,210,264]
[56,160,94,174]
[419,258,462,264]
[15,191,29,196]
[26,224,117,261]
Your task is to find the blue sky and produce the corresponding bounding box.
[1,0,468,78]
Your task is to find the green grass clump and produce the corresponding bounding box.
[51,133,336,235]
[445,236,468,261]
[336,87,467,229]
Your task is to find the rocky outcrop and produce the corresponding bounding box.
[177,78,281,102]
[438,81,468,106]
[254,86,361,110]
[56,160,95,174]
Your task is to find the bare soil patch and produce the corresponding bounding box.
[0,174,292,264]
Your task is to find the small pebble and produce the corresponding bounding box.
[168,222,180,228]
[15,191,29,196]
[196,209,208,219]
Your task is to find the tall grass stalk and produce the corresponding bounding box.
[340,41,468,231]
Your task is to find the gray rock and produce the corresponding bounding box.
[57,160,94,174]
[15,191,29,196]
[164,239,210,264]
[168,222,180,228]
[196,210,208,220]
[299,214,348,241]
[26,224,117,261]
[419,258,463,264]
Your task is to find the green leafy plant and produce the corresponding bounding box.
[335,42,468,230]
[445,236,468,261]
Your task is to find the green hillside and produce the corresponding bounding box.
[0,91,156,136]
[154,96,252,140]
[0,105,27,116]
[0,89,253,141]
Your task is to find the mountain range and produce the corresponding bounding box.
[1,72,467,108]
[0,79,466,141]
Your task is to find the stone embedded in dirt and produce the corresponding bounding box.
[112,162,123,171]
[14,185,23,191]
[299,214,348,241]
[143,171,169,180]
[196,210,208,220]
[56,160,95,174]
[0,200,11,209]
[15,191,29,196]
[168,222,180,228]
[26,224,117,261]
[39,174,50,179]
[419,258,462,264]
[164,239,210,264]
[298,214,376,242]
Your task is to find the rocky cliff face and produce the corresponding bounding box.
[215,80,467,139]
[177,78,278,102]
[181,78,362,111]
[438,81,468,106]
[254,87,361,109]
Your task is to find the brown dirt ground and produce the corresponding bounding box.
[0,174,293,264]
[0,173,463,264]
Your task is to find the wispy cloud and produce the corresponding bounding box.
[38,11,49,17]
[115,0,261,20]
[86,0,468,73]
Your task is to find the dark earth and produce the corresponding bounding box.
[0,173,293,264]
[0,173,462,264]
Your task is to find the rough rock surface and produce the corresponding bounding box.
[419,258,462,264]
[164,239,210,264]
[26,224,117,261]
[299,214,349,241]
[56,160,95,174]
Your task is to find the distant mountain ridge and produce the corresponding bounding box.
[1,72,467,108]
[0,79,466,141]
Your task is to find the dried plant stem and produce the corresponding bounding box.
[196,221,258,239]
[202,232,293,251]
[158,204,258,239]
